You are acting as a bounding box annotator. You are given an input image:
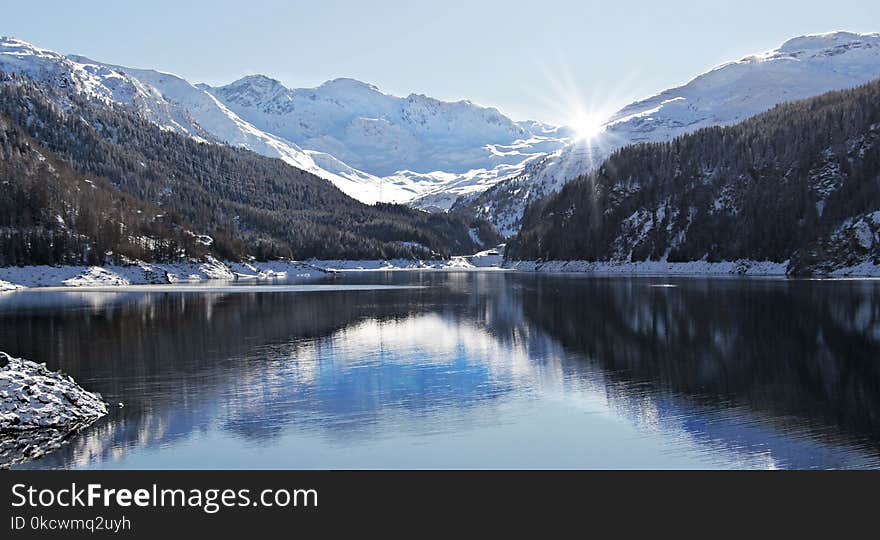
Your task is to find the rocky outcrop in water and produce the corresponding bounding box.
[0,352,108,468]
[0,352,108,431]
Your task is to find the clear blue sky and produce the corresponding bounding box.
[2,0,876,124]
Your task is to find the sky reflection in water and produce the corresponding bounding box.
[1,272,879,469]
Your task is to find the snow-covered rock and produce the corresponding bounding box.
[466,246,506,268]
[0,280,22,292]
[225,260,323,280]
[466,31,880,234]
[62,267,132,287]
[0,352,108,431]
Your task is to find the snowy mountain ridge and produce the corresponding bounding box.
[457,31,880,236]
[204,75,572,203]
[0,36,569,208]
[0,37,213,141]
[206,74,556,170]
[0,36,405,203]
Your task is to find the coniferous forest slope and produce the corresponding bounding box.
[0,114,211,267]
[506,80,880,276]
[0,75,498,266]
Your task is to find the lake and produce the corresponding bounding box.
[2,271,879,469]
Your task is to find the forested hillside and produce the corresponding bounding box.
[0,114,209,266]
[0,75,493,265]
[507,81,880,275]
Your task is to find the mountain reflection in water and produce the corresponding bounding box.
[1,273,878,469]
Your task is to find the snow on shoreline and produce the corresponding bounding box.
[506,259,880,277]
[825,260,880,278]
[0,256,510,290]
[307,244,508,272]
[0,259,328,290]
[506,259,792,276]
[308,256,507,272]
[3,256,879,290]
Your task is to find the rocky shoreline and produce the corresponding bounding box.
[0,352,109,468]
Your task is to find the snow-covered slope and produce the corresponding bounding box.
[0,37,401,203]
[206,75,569,175]
[0,37,213,140]
[463,31,880,236]
[205,76,572,204]
[609,31,880,143]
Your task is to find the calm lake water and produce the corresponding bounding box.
[2,271,880,469]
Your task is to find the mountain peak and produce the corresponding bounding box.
[0,36,35,48]
[211,74,292,108]
[229,73,284,88]
[0,36,25,46]
[317,77,382,94]
[0,36,58,58]
[777,31,880,54]
[221,74,289,96]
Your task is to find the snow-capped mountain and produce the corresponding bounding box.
[203,76,571,205]
[0,37,212,140]
[0,37,401,203]
[459,31,880,236]
[608,31,880,143]
[5,31,878,234]
[0,36,569,209]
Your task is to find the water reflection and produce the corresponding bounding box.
[1,273,879,469]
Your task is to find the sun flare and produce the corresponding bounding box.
[572,112,606,141]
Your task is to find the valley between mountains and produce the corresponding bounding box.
[1,31,880,282]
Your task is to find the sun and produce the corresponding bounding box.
[572,112,606,141]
